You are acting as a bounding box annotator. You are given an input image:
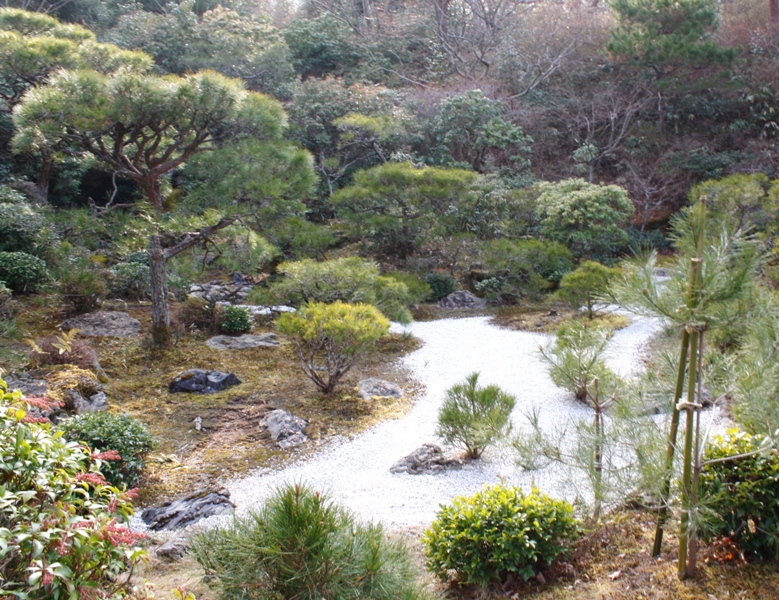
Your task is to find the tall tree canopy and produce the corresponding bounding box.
[13,68,310,345]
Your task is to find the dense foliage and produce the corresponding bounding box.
[0,378,146,599]
[700,429,779,559]
[0,251,49,294]
[192,483,432,600]
[218,305,253,335]
[59,411,156,488]
[423,485,579,586]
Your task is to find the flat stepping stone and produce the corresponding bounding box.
[60,311,141,337]
[206,333,280,350]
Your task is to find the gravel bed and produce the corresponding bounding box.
[180,313,663,532]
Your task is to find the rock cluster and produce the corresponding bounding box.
[437,290,487,310]
[188,281,255,304]
[262,409,308,449]
[60,311,141,337]
[141,488,235,531]
[389,444,462,474]
[357,378,403,400]
[215,302,296,316]
[169,369,242,394]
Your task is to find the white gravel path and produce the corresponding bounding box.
[196,313,663,530]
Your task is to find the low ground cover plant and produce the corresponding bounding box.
[218,305,253,334]
[423,484,579,586]
[192,482,433,600]
[436,372,515,458]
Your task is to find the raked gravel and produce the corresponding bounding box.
[177,313,664,533]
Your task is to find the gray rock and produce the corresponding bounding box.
[438,290,487,310]
[357,378,403,400]
[141,488,235,531]
[4,376,47,397]
[60,311,141,338]
[206,333,280,350]
[71,390,109,415]
[390,444,462,474]
[169,369,242,394]
[262,409,308,449]
[155,535,191,560]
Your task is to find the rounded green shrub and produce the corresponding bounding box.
[109,261,151,300]
[192,482,433,600]
[219,305,253,335]
[59,411,156,488]
[0,251,49,294]
[436,372,516,459]
[423,485,579,586]
[0,192,58,259]
[123,250,150,265]
[425,273,458,302]
[277,301,389,393]
[700,428,779,559]
[0,378,146,599]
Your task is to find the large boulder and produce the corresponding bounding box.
[169,369,241,394]
[206,333,280,350]
[60,311,142,337]
[261,409,308,449]
[141,488,235,531]
[357,378,403,400]
[390,444,462,474]
[438,290,487,310]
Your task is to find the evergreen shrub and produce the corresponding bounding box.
[0,251,49,293]
[436,372,515,459]
[59,411,156,489]
[109,261,151,299]
[57,258,108,314]
[218,305,253,335]
[277,301,389,393]
[700,428,779,559]
[423,485,579,586]
[425,273,458,302]
[192,482,433,600]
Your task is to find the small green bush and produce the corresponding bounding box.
[556,260,620,319]
[700,428,779,559]
[479,238,574,293]
[425,273,458,302]
[423,485,579,586]
[277,301,389,394]
[109,261,151,300]
[386,271,432,305]
[59,412,156,489]
[192,483,432,600]
[0,378,146,599]
[436,372,516,459]
[57,258,109,314]
[0,251,49,294]
[219,305,253,335]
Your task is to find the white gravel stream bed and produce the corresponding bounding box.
[189,313,663,531]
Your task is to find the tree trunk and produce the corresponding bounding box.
[145,178,171,346]
[34,149,54,205]
[149,233,170,347]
